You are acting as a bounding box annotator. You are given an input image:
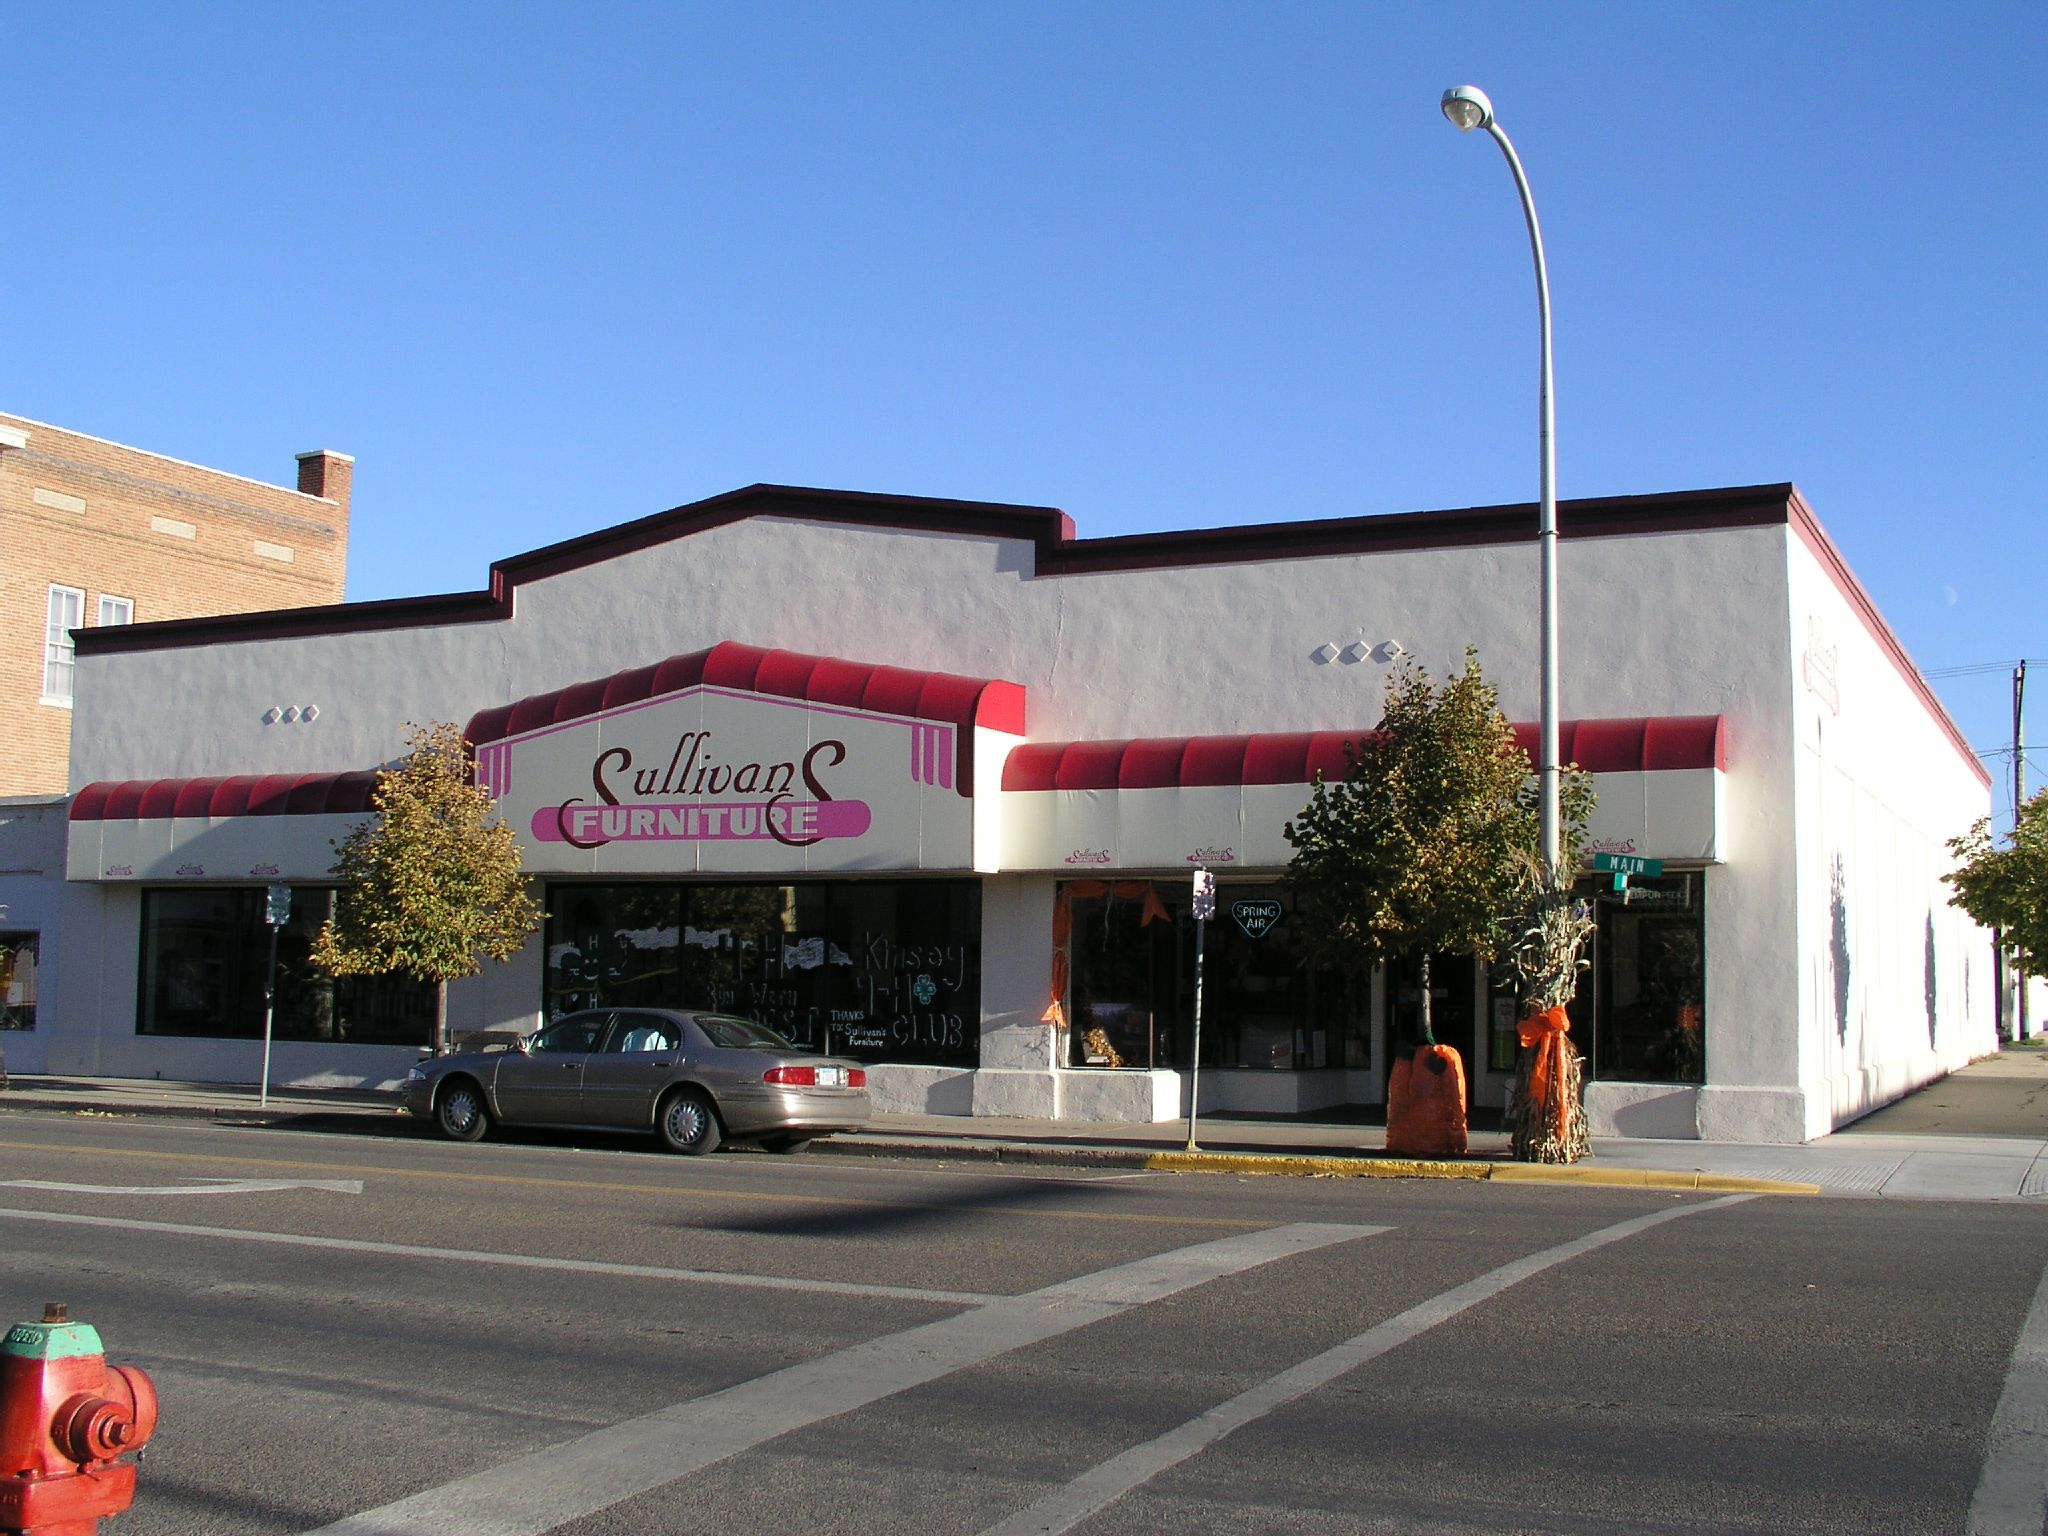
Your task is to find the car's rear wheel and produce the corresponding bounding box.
[659,1088,723,1155]
[435,1078,490,1142]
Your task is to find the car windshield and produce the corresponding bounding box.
[694,1014,798,1051]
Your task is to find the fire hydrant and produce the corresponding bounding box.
[0,1304,157,1535]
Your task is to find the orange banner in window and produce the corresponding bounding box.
[1042,882,1170,1031]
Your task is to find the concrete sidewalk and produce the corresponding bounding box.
[2,1047,2045,1200]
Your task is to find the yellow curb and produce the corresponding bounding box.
[1145,1152,1488,1180]
[1142,1150,1818,1195]
[1489,1165,1819,1195]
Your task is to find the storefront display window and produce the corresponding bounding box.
[0,933,37,1030]
[137,889,436,1045]
[543,880,980,1068]
[1573,873,1706,1083]
[1060,882,1366,1071]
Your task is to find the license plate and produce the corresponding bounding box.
[816,1066,846,1087]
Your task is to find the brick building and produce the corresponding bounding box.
[0,411,351,795]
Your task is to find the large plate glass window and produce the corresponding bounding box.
[1059,881,1365,1072]
[0,933,38,1029]
[137,888,435,1044]
[1569,872,1706,1083]
[542,880,979,1068]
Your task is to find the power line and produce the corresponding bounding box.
[1926,658,2048,679]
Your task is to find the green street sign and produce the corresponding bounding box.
[1591,853,1663,878]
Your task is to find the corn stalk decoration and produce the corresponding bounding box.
[1497,854,1595,1162]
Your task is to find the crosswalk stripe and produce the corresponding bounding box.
[1968,1258,2048,1536]
[977,1193,1758,1536]
[304,1221,1384,1536]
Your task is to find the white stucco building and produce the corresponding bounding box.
[20,480,2000,1141]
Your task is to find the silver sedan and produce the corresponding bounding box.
[400,1008,870,1154]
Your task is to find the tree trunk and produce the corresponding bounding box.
[1418,950,1435,1047]
[433,980,449,1056]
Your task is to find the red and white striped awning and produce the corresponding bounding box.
[998,717,1725,873]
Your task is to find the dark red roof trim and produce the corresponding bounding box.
[1787,491,1986,787]
[72,771,380,822]
[1001,717,1725,793]
[66,477,1980,791]
[72,482,1793,656]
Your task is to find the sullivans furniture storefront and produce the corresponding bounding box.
[28,481,1997,1142]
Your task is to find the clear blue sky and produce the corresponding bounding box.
[6,2,2041,813]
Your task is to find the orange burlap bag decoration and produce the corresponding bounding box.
[1517,1006,1572,1142]
[1385,1043,1468,1157]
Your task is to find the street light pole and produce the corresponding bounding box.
[1441,85,1560,878]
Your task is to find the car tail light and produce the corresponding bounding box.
[763,1065,867,1088]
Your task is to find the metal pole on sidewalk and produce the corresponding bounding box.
[259,925,279,1109]
[259,884,291,1108]
[1186,869,1216,1151]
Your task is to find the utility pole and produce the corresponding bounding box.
[2017,661,2029,1041]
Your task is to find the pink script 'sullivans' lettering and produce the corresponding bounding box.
[536,734,869,850]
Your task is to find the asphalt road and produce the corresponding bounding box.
[1,1114,2044,1535]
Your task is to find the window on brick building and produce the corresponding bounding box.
[42,586,83,704]
[98,595,134,627]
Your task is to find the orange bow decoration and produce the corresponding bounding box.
[1516,1006,1572,1139]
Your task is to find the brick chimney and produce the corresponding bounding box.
[295,449,354,516]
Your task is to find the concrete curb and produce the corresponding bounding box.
[1146,1150,1488,1180]
[826,1136,1818,1194]
[1488,1164,1820,1195]
[0,1094,1817,1193]
[0,1097,407,1130]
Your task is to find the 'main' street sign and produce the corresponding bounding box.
[1591,853,1663,878]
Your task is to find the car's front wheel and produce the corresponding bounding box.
[658,1088,723,1155]
[435,1078,490,1142]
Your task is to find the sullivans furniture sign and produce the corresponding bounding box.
[478,685,979,875]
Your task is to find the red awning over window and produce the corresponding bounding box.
[465,640,1028,749]
[1002,716,1724,793]
[72,771,380,823]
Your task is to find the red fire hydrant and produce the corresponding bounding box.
[0,1304,157,1535]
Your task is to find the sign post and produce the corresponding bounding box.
[258,884,291,1108]
[1186,869,1216,1151]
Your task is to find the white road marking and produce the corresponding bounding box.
[977,1193,1759,1536]
[0,1206,998,1306]
[1968,1258,2048,1536]
[2,1178,363,1196]
[304,1220,1384,1536]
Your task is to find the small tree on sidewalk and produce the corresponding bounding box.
[311,722,542,1054]
[1945,787,2048,1020]
[1285,649,1593,1158]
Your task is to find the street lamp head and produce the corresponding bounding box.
[1440,85,1494,132]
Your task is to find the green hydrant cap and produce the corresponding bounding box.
[4,1318,105,1360]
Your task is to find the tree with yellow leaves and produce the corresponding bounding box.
[312,722,543,1054]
